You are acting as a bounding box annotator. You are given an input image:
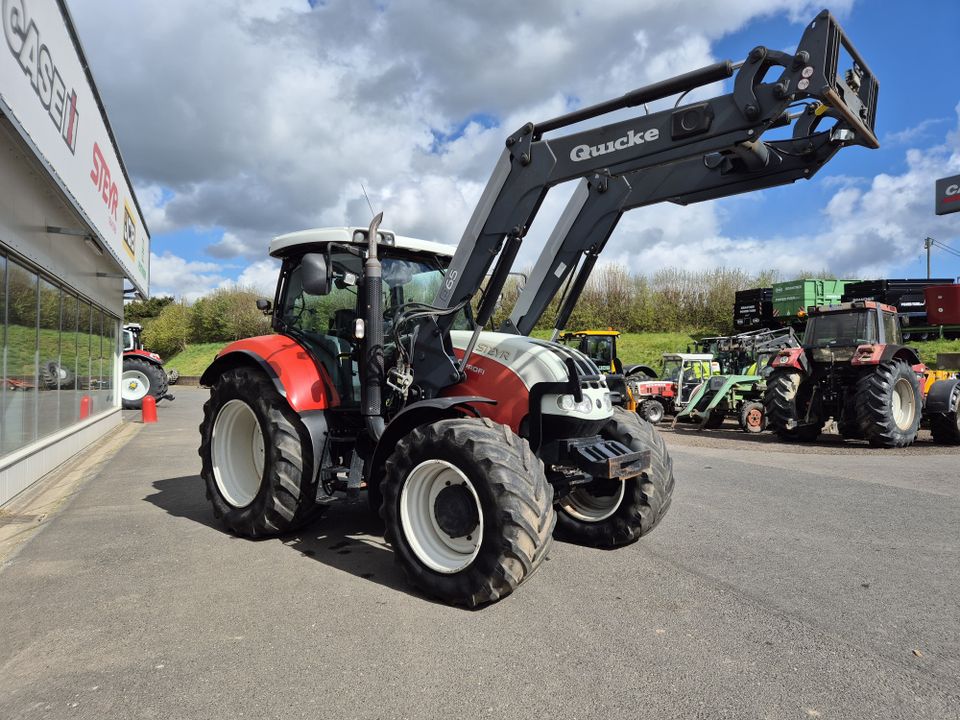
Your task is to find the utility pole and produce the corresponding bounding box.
[924,237,934,279]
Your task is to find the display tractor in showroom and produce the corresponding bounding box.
[121,324,174,410]
[198,10,879,606]
[764,301,960,447]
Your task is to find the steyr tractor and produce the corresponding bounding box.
[557,329,654,411]
[764,301,960,447]
[198,10,880,606]
[121,324,175,410]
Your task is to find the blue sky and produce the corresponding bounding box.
[72,1,960,299]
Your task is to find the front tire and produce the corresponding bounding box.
[739,401,766,434]
[199,367,320,537]
[930,386,960,445]
[381,418,555,607]
[122,357,168,409]
[555,407,674,548]
[638,399,665,424]
[855,359,921,448]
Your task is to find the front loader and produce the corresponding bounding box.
[198,10,880,606]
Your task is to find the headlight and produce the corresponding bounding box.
[556,394,595,413]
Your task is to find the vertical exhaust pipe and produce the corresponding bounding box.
[362,212,385,440]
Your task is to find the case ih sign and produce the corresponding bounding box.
[0,0,150,293]
[936,174,960,216]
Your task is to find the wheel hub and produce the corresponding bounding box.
[746,408,762,428]
[433,484,480,538]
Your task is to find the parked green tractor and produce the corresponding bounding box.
[675,328,798,431]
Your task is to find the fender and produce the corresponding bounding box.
[879,344,922,367]
[624,364,658,379]
[199,335,340,412]
[366,396,497,496]
[770,346,808,372]
[925,378,960,415]
[124,348,164,367]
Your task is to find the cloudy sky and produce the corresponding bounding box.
[71,0,960,300]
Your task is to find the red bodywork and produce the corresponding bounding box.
[124,348,163,365]
[770,346,805,371]
[635,381,677,399]
[443,350,529,433]
[214,336,340,411]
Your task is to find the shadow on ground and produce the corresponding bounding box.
[145,475,433,602]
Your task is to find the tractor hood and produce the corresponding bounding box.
[450,330,601,388]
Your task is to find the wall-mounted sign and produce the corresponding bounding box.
[0,0,150,293]
[936,174,960,216]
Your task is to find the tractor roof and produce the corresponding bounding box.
[561,329,620,338]
[663,353,714,361]
[809,300,897,315]
[269,227,455,259]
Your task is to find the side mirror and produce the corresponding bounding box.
[256,298,272,315]
[301,253,330,296]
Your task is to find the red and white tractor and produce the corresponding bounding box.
[121,323,175,410]
[196,10,880,604]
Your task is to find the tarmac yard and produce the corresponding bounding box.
[1,387,958,720]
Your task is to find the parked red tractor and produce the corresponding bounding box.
[121,323,174,410]
[764,302,960,447]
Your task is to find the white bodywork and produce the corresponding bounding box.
[451,330,613,422]
[270,227,455,259]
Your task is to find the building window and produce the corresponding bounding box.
[0,250,121,461]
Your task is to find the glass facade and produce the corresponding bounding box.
[0,249,120,460]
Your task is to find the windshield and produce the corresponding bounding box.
[661,359,682,382]
[804,311,878,348]
[280,249,471,341]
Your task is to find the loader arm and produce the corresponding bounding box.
[504,124,844,337]
[411,9,879,398]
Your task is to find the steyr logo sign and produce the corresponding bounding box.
[3,0,79,153]
[936,174,960,216]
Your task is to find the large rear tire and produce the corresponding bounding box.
[381,417,555,607]
[555,407,674,548]
[854,359,921,448]
[199,367,321,537]
[764,369,821,442]
[122,357,168,409]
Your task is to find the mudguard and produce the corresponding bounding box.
[879,344,922,367]
[925,378,960,415]
[366,396,497,492]
[770,347,808,372]
[199,335,340,412]
[124,349,164,367]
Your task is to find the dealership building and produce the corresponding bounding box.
[1,0,150,505]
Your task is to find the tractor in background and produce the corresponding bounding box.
[558,329,656,411]
[676,328,798,432]
[764,302,960,447]
[121,324,175,410]
[629,353,719,424]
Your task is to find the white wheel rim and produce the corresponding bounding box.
[891,377,916,431]
[647,404,663,423]
[560,482,625,523]
[400,459,483,574]
[212,399,265,508]
[122,370,150,401]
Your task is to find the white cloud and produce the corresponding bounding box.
[72,0,853,267]
[149,252,226,301]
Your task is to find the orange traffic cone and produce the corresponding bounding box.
[141,395,158,423]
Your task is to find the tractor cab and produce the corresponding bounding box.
[559,330,619,373]
[269,228,470,408]
[122,323,143,352]
[802,301,902,353]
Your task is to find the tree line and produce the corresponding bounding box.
[130,264,823,358]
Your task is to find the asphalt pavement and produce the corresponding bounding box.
[0,387,958,720]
